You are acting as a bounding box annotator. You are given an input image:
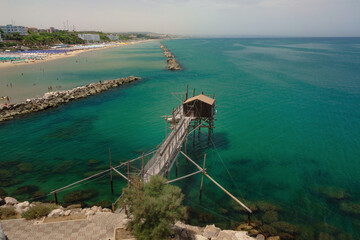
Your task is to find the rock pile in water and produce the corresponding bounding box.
[0,76,141,122]
[160,43,182,71]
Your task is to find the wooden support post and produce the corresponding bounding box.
[199,154,206,200]
[176,158,178,178]
[193,123,196,146]
[54,192,58,205]
[127,162,130,186]
[111,203,114,213]
[109,148,114,195]
[186,84,189,100]
[185,136,188,154]
[207,122,211,145]
[142,153,145,181]
[166,119,168,138]
[248,212,251,226]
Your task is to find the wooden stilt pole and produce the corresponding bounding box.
[248,212,251,226]
[166,119,168,138]
[54,192,58,205]
[127,162,130,186]
[199,154,206,200]
[111,203,115,213]
[186,84,189,100]
[109,148,114,195]
[142,152,145,181]
[180,151,253,213]
[193,123,196,146]
[176,158,178,178]
[185,137,188,154]
[207,122,211,145]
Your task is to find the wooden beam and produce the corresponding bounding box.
[109,148,114,194]
[180,151,252,213]
[112,167,129,182]
[166,170,202,184]
[199,154,206,200]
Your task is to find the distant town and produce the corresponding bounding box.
[0,24,176,51]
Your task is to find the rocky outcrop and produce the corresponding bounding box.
[160,43,182,71]
[172,221,258,240]
[0,76,141,122]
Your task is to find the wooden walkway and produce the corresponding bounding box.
[144,105,193,182]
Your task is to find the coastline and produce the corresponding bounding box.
[0,40,157,70]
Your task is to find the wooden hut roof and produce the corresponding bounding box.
[184,94,215,106]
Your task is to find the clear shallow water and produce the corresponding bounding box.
[1,38,360,239]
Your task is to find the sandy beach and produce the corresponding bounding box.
[0,40,155,70]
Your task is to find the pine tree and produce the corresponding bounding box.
[121,175,187,240]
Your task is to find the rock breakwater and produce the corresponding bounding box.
[160,43,182,71]
[0,76,141,122]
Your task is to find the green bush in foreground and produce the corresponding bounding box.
[121,176,187,240]
[22,204,58,220]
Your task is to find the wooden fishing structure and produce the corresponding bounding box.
[49,86,253,224]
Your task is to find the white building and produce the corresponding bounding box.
[0,24,27,35]
[107,34,119,41]
[78,34,100,42]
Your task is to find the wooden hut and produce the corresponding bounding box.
[183,94,215,118]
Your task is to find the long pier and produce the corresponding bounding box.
[49,88,253,220]
[144,105,192,182]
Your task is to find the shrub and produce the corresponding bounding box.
[0,207,16,220]
[21,204,58,220]
[121,176,187,240]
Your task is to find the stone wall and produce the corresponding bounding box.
[160,43,182,71]
[0,76,141,122]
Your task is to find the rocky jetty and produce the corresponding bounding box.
[0,76,141,122]
[160,43,182,71]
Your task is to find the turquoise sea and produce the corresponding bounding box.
[1,38,360,239]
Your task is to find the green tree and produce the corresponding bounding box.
[0,28,4,38]
[121,176,187,240]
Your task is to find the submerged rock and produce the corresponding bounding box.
[339,201,360,215]
[32,191,47,200]
[278,232,295,240]
[13,185,39,196]
[318,232,335,240]
[0,170,13,180]
[336,233,354,240]
[260,224,277,236]
[0,188,7,198]
[256,201,281,212]
[17,162,33,172]
[271,221,298,234]
[63,189,98,203]
[94,200,112,209]
[314,185,349,200]
[262,211,279,224]
[87,159,101,166]
[0,179,22,187]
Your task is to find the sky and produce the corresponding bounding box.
[1,0,359,37]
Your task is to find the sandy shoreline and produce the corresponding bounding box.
[0,40,156,70]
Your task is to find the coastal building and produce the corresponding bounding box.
[78,34,100,42]
[47,27,59,33]
[107,34,119,41]
[0,24,27,35]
